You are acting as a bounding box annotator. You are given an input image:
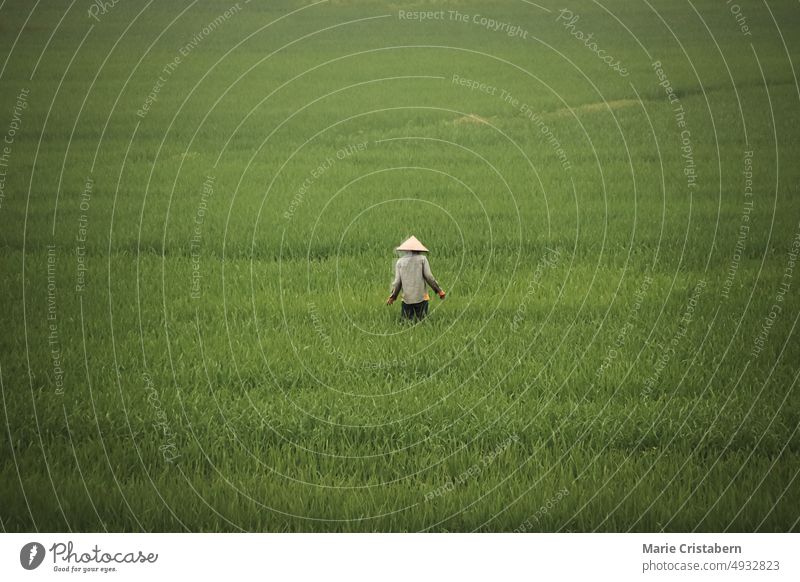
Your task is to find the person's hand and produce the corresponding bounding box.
[438,290,446,300]
[386,296,395,305]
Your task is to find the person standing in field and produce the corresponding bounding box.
[386,236,446,321]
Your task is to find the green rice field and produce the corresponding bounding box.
[1,0,799,531]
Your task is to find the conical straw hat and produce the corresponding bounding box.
[396,235,429,252]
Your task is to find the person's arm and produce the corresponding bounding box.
[387,260,402,304]
[422,256,445,299]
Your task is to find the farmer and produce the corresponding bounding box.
[386,235,446,321]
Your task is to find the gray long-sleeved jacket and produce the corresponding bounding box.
[389,253,442,304]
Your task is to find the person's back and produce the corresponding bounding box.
[386,241,445,321]
[394,253,435,304]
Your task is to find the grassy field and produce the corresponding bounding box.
[1,0,799,532]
